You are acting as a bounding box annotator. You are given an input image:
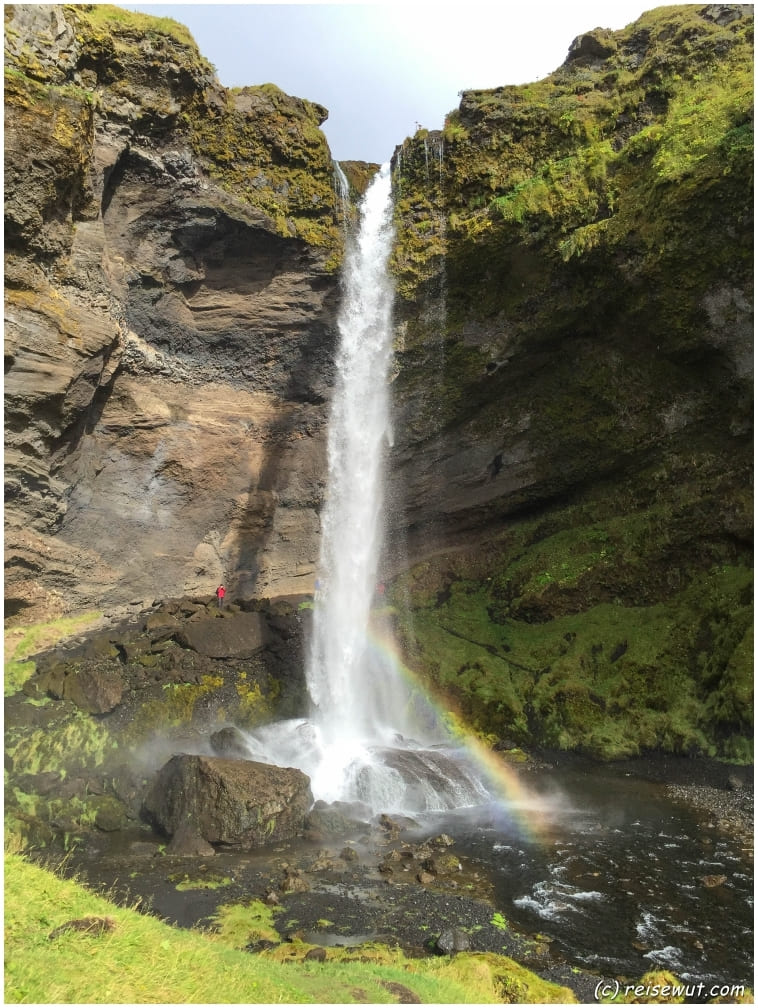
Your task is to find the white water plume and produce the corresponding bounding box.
[238,164,491,813]
[308,164,407,747]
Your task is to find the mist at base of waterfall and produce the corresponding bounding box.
[235,717,493,814]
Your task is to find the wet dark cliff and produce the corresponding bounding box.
[387,4,753,760]
[4,4,753,763]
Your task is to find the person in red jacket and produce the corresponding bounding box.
[215,584,226,609]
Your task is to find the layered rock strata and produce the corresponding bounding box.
[4,4,345,623]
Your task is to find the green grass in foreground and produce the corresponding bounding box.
[4,854,577,1004]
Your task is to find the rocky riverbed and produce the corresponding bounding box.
[26,749,752,1002]
[6,598,753,998]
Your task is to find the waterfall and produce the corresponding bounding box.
[332,159,351,234]
[239,164,491,814]
[307,163,401,747]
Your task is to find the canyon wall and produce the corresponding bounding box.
[5,3,346,622]
[4,4,753,759]
[387,4,753,759]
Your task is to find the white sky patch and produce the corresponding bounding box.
[124,1,649,161]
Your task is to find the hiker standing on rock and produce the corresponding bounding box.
[215,584,226,609]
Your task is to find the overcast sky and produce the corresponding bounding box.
[125,2,649,162]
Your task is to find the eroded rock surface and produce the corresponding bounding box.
[4,4,344,624]
[143,753,313,849]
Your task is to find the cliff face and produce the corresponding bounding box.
[5,3,345,622]
[387,4,753,759]
[4,4,754,761]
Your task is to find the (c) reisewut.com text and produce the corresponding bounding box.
[594,979,747,1001]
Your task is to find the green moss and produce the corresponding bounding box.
[172,872,233,892]
[211,900,282,949]
[235,673,276,727]
[67,3,198,50]
[5,709,116,776]
[394,493,753,760]
[186,84,342,254]
[126,675,225,736]
[391,4,753,317]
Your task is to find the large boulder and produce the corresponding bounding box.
[175,611,269,659]
[143,754,312,849]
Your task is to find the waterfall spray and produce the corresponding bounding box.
[240,164,491,813]
[332,159,351,235]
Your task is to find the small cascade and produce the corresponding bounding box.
[332,159,351,234]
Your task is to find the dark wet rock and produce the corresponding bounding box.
[380,980,421,1003]
[209,725,252,758]
[143,754,312,849]
[16,771,62,796]
[46,665,124,714]
[247,938,279,954]
[340,845,359,863]
[128,841,162,856]
[175,612,270,659]
[434,927,471,955]
[305,799,371,837]
[166,822,216,856]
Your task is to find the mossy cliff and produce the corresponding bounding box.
[3,4,753,768]
[387,5,753,761]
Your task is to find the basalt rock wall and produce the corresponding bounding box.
[386,4,753,759]
[4,3,346,623]
[4,4,754,762]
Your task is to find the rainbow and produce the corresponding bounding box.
[365,618,563,847]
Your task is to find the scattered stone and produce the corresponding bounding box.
[280,865,310,893]
[434,927,471,955]
[700,874,728,888]
[310,851,339,872]
[430,833,454,848]
[421,854,462,876]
